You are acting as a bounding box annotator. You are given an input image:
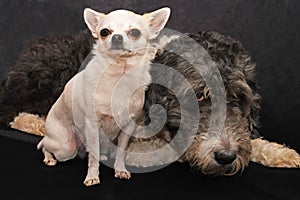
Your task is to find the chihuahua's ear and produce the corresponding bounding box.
[144,7,171,39]
[84,8,105,39]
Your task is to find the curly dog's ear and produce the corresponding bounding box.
[4,71,28,91]
[83,8,105,39]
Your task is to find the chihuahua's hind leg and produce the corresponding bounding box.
[38,118,79,165]
[37,139,57,166]
[43,149,57,166]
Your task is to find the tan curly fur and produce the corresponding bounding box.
[10,113,45,136]
[251,138,300,168]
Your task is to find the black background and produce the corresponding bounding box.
[0,0,299,199]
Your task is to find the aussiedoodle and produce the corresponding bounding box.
[0,30,93,127]
[1,30,299,175]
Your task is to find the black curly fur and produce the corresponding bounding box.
[0,30,262,173]
[134,31,261,174]
[0,30,261,140]
[0,30,94,125]
[144,31,261,141]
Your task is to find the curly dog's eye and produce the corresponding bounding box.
[100,28,110,37]
[128,29,141,37]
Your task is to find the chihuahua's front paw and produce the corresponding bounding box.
[84,177,100,186]
[115,170,131,179]
[84,169,100,186]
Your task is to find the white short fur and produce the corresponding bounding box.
[37,7,171,186]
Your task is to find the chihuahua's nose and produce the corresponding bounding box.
[112,34,123,45]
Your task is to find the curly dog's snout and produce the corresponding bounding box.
[214,151,237,165]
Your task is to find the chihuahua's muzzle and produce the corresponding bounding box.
[111,34,125,50]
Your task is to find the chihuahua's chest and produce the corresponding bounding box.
[94,59,151,131]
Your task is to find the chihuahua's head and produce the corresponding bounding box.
[83,7,171,58]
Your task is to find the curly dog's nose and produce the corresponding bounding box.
[214,152,237,165]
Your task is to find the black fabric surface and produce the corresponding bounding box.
[0,0,299,199]
[0,130,300,200]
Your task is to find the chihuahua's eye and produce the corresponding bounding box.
[100,28,110,37]
[129,29,141,37]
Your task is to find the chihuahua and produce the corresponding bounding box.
[37,7,171,186]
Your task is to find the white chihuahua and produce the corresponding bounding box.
[37,7,171,186]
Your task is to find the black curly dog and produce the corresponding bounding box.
[0,30,93,125]
[0,30,261,175]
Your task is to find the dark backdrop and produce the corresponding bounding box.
[0,1,300,200]
[0,0,299,150]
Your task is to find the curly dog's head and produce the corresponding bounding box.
[142,31,260,175]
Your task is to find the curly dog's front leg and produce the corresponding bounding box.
[251,138,300,168]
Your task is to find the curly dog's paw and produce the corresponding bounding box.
[251,138,300,168]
